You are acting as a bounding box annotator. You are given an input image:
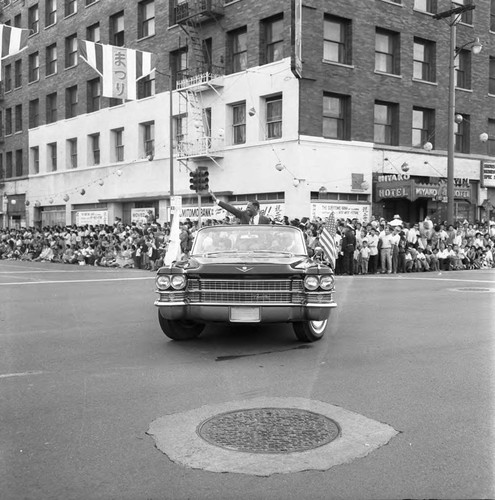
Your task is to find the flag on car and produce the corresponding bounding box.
[320,212,337,269]
[78,40,155,100]
[0,23,29,61]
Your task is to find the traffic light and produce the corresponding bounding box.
[189,170,200,191]
[197,169,209,192]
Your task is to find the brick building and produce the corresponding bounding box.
[0,0,494,228]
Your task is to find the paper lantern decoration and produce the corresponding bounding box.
[80,189,86,195]
[98,179,104,186]
[63,194,70,202]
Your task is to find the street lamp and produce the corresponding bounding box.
[434,5,482,225]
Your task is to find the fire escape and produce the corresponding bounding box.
[174,0,225,165]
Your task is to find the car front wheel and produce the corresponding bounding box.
[158,311,205,340]
[292,319,327,342]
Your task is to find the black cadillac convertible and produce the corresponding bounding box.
[154,224,337,342]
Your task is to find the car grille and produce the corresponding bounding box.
[187,278,305,304]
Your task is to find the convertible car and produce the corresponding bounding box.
[154,224,337,342]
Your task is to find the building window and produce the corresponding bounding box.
[171,48,188,88]
[14,104,22,132]
[67,138,78,168]
[323,93,350,140]
[265,94,282,139]
[46,44,57,76]
[4,64,12,92]
[112,128,124,162]
[174,115,185,146]
[453,1,473,24]
[29,99,39,128]
[14,14,21,28]
[487,119,495,156]
[141,121,155,157]
[6,152,13,178]
[232,102,246,145]
[86,22,101,43]
[28,52,40,83]
[48,142,57,171]
[14,59,22,88]
[110,11,125,47]
[66,86,78,119]
[262,15,284,65]
[490,57,495,95]
[28,4,39,35]
[138,74,155,98]
[64,0,77,17]
[31,146,40,174]
[5,108,12,135]
[86,0,98,5]
[413,38,435,82]
[65,34,78,68]
[456,49,472,89]
[414,0,436,14]
[229,27,247,74]
[46,93,58,124]
[375,28,400,75]
[491,0,495,31]
[87,78,101,112]
[138,0,155,38]
[455,113,470,153]
[323,15,351,65]
[46,0,57,27]
[412,107,435,148]
[374,101,398,145]
[15,149,23,177]
[89,133,100,165]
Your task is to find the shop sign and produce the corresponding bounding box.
[377,174,411,182]
[131,208,155,224]
[311,203,371,223]
[377,186,411,199]
[75,210,108,226]
[414,184,471,201]
[481,161,495,188]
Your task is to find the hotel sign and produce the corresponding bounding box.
[481,161,495,188]
[376,179,471,202]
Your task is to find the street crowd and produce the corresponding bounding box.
[0,213,494,274]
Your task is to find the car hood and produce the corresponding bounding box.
[173,254,329,275]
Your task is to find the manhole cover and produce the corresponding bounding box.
[453,287,495,293]
[197,407,340,454]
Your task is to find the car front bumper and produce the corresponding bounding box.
[154,301,337,323]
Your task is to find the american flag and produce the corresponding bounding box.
[79,40,155,100]
[319,212,337,269]
[0,24,29,69]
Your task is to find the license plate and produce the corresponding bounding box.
[230,306,260,322]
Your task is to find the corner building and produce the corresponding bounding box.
[0,0,494,228]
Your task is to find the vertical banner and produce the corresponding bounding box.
[290,0,302,78]
[164,196,182,266]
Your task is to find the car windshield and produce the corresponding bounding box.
[191,225,308,256]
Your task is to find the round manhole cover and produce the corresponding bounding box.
[197,407,340,454]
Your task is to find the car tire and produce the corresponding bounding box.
[292,319,327,342]
[158,311,205,340]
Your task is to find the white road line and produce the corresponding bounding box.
[360,275,495,284]
[0,371,44,379]
[0,277,154,286]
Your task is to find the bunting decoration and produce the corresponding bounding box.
[78,40,155,100]
[320,211,337,269]
[0,24,29,80]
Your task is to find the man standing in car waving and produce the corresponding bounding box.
[209,190,271,225]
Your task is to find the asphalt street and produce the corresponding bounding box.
[1,260,494,500]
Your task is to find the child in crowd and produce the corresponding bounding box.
[359,240,371,275]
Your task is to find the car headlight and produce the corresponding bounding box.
[156,275,171,290]
[304,276,319,291]
[319,275,334,290]
[171,274,187,290]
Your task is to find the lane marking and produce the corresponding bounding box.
[356,275,495,285]
[0,277,155,286]
[0,371,44,379]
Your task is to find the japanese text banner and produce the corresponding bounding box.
[79,40,155,100]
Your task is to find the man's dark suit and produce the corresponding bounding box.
[218,201,271,224]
